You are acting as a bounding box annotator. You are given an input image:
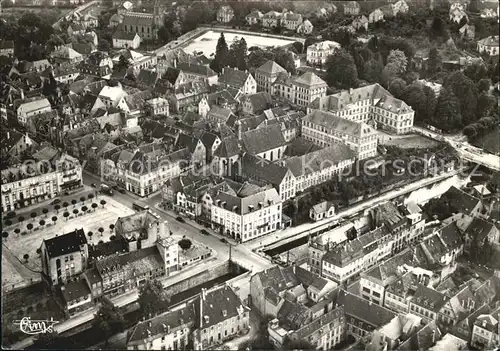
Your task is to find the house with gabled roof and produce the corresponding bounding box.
[217,5,234,23]
[281,11,303,30]
[310,201,335,221]
[241,92,273,115]
[344,1,360,15]
[41,228,89,285]
[463,217,499,252]
[263,10,283,28]
[177,62,218,86]
[213,136,241,177]
[352,15,369,31]
[238,153,296,201]
[219,67,256,95]
[176,134,206,167]
[240,124,286,161]
[246,10,264,25]
[194,285,250,349]
[127,301,196,350]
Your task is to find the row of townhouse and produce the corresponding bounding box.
[313,201,426,284]
[308,83,415,135]
[1,146,82,214]
[126,284,250,350]
[101,144,192,197]
[40,211,183,316]
[255,61,328,107]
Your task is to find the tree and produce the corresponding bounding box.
[476,93,496,118]
[114,55,129,73]
[32,331,72,350]
[54,204,61,213]
[98,39,111,52]
[464,63,488,83]
[430,17,448,39]
[92,297,125,347]
[434,87,462,131]
[274,48,296,75]
[18,216,25,224]
[27,223,33,232]
[30,212,37,220]
[71,199,77,208]
[63,212,70,221]
[427,47,441,75]
[51,216,57,225]
[228,37,248,71]
[210,33,229,73]
[292,41,303,54]
[42,208,49,217]
[388,78,407,98]
[109,224,115,233]
[326,49,359,89]
[4,219,12,227]
[88,194,95,201]
[138,279,170,318]
[14,228,21,235]
[477,78,491,93]
[39,220,46,227]
[384,49,407,82]
[2,232,8,240]
[92,203,98,211]
[73,209,79,216]
[100,200,106,208]
[23,253,29,262]
[63,202,69,209]
[98,227,104,236]
[88,231,93,241]
[80,196,86,204]
[444,71,478,125]
[82,206,88,213]
[178,238,193,250]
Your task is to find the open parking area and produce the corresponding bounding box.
[2,195,134,290]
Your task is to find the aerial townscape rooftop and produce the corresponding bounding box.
[1,0,499,349]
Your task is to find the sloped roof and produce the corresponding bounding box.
[412,285,448,312]
[178,62,216,77]
[241,124,286,155]
[285,144,355,177]
[337,290,396,327]
[213,187,281,215]
[200,285,248,329]
[240,152,290,186]
[214,136,240,158]
[243,92,273,114]
[219,67,252,89]
[304,110,375,138]
[43,228,87,258]
[293,71,328,88]
[122,13,154,27]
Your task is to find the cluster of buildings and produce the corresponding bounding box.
[247,179,500,350]
[39,210,210,316]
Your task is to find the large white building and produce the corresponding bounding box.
[477,36,499,56]
[17,98,52,125]
[309,84,415,135]
[211,188,282,243]
[306,40,341,66]
[302,110,378,160]
[1,150,82,213]
[101,147,191,197]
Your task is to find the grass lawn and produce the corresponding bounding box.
[471,129,500,155]
[2,195,134,289]
[379,134,441,149]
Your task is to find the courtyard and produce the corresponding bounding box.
[2,195,134,290]
[181,29,297,57]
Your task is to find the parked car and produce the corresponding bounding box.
[111,185,119,190]
[200,229,209,235]
[50,199,61,205]
[91,183,97,188]
[118,188,126,194]
[220,238,228,244]
[176,216,185,223]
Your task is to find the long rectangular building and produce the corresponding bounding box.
[302,109,378,160]
[308,84,414,135]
